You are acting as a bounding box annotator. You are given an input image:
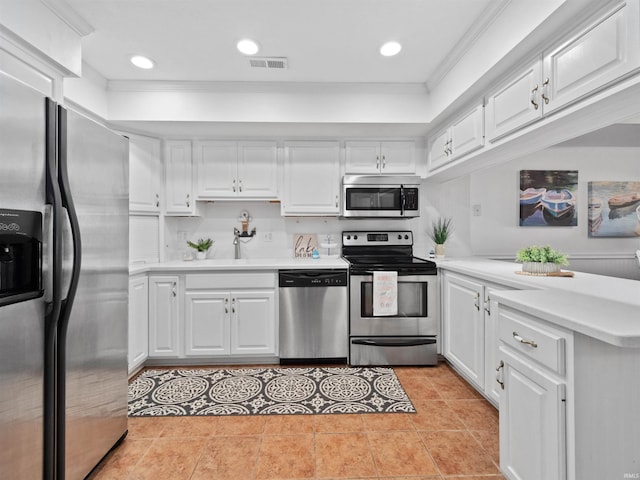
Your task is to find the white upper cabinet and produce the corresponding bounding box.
[429,104,484,170]
[345,141,415,174]
[282,141,341,216]
[485,59,544,142]
[129,134,161,214]
[164,140,197,216]
[486,0,640,142]
[194,140,278,199]
[543,0,640,113]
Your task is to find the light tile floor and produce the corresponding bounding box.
[90,362,505,480]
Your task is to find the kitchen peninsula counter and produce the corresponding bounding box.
[437,257,640,347]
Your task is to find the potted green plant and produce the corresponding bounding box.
[187,237,214,260]
[428,217,453,258]
[516,245,569,274]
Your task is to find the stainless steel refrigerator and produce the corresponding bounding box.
[0,71,129,480]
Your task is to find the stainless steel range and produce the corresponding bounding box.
[342,230,438,366]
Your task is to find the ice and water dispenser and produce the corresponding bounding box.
[0,209,42,306]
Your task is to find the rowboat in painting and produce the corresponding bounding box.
[520,187,546,205]
[588,197,603,221]
[637,204,640,222]
[608,192,640,209]
[541,189,575,217]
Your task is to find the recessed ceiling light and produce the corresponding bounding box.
[237,39,260,55]
[130,55,155,69]
[380,41,402,57]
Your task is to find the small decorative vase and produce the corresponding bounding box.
[195,251,207,260]
[435,244,446,258]
[521,262,560,274]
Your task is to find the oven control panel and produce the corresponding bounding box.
[342,230,413,247]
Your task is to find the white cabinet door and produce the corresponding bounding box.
[128,275,148,373]
[164,140,196,215]
[129,134,161,214]
[345,141,415,174]
[543,1,640,114]
[380,141,415,174]
[428,128,451,170]
[345,141,380,174]
[282,141,340,215]
[450,104,484,159]
[184,291,230,355]
[237,141,278,198]
[231,290,277,355]
[485,59,543,142]
[442,273,485,389]
[483,286,505,406]
[499,346,566,480]
[194,140,238,198]
[148,276,180,357]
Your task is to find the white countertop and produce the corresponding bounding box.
[437,257,640,347]
[129,256,348,275]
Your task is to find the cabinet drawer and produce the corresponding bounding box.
[186,273,276,290]
[498,307,568,375]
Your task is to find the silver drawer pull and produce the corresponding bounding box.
[513,331,538,348]
[496,360,504,390]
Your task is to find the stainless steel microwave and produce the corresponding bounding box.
[341,175,421,218]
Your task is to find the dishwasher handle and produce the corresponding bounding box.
[352,338,436,347]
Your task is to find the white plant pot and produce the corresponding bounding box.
[195,251,207,260]
[435,244,446,258]
[521,262,561,274]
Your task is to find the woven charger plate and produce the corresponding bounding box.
[515,270,574,277]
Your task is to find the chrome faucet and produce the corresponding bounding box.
[233,228,241,259]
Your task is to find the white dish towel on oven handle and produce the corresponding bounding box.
[372,271,398,316]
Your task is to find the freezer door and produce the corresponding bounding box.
[0,72,46,479]
[61,108,129,480]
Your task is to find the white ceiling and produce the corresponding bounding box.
[65,0,496,85]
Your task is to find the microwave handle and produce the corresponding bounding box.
[400,185,405,216]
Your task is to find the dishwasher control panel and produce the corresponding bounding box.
[279,269,348,287]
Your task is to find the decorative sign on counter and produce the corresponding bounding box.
[294,234,317,258]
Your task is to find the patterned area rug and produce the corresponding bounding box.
[128,367,415,416]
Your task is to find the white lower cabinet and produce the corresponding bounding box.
[441,271,509,405]
[148,275,180,357]
[128,275,149,373]
[183,273,277,358]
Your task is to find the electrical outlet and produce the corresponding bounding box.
[263,232,273,242]
[472,204,482,216]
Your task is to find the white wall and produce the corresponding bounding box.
[162,201,425,261]
[469,146,640,257]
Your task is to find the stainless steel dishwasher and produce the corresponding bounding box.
[279,269,348,364]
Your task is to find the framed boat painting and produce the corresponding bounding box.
[519,170,578,227]
[588,181,640,237]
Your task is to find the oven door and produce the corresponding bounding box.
[349,273,438,336]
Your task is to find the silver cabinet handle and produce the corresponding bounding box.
[224,297,229,314]
[530,84,539,110]
[541,77,550,104]
[172,282,177,297]
[496,360,504,390]
[155,193,160,207]
[335,195,338,208]
[186,194,190,208]
[233,179,236,192]
[474,292,480,311]
[484,296,491,315]
[239,179,242,192]
[382,155,386,169]
[513,331,538,348]
[376,155,380,170]
[231,298,236,314]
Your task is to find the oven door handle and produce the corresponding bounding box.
[352,338,436,347]
[353,271,436,277]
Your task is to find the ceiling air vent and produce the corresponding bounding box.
[249,57,288,69]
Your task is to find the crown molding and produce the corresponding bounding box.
[106,80,430,96]
[426,0,511,91]
[40,0,94,36]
